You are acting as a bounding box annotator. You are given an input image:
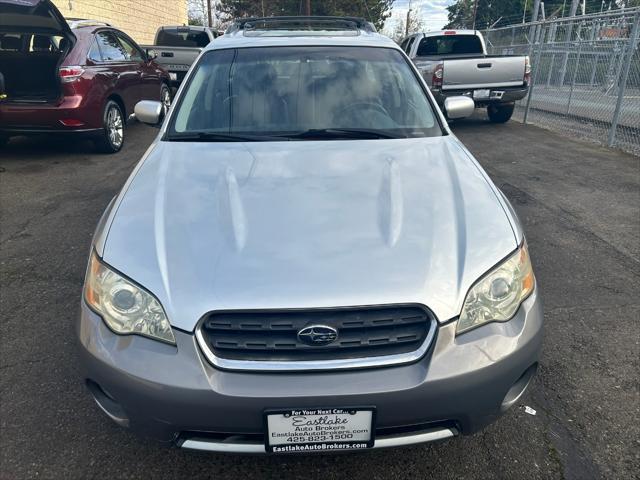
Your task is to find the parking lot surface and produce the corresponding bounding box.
[1,118,638,480]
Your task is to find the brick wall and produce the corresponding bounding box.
[52,0,188,44]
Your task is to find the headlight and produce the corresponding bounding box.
[457,243,535,335]
[84,251,175,344]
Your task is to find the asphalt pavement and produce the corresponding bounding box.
[0,117,638,480]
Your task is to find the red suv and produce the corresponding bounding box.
[0,0,171,153]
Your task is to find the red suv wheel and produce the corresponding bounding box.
[95,101,124,153]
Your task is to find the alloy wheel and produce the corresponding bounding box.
[161,87,171,117]
[106,106,123,149]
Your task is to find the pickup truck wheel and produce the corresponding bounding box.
[487,103,515,123]
[95,101,124,154]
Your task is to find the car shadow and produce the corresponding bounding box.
[0,123,157,168]
[0,134,97,159]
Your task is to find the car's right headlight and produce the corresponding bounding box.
[457,243,535,335]
[84,251,175,345]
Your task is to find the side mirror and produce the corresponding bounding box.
[134,100,162,126]
[146,48,158,61]
[444,96,475,120]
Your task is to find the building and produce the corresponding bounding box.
[52,0,188,44]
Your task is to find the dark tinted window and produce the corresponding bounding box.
[417,34,483,56]
[88,38,101,61]
[117,34,143,61]
[95,31,127,61]
[170,46,441,139]
[156,29,210,47]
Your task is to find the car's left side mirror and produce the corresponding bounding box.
[444,96,475,120]
[135,100,162,126]
[146,48,158,61]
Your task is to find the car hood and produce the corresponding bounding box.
[102,136,518,331]
[0,0,75,40]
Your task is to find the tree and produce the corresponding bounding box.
[188,0,208,26]
[445,0,638,30]
[218,0,394,31]
[188,0,227,29]
[445,0,531,30]
[390,9,425,43]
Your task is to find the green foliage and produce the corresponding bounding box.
[218,0,394,30]
[445,0,530,30]
[445,0,640,30]
[188,15,205,26]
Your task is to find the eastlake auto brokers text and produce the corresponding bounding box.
[270,409,371,451]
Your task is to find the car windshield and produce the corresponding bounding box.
[167,46,442,141]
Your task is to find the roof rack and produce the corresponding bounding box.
[226,16,377,35]
[66,19,111,29]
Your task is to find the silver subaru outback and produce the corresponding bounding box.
[78,17,542,454]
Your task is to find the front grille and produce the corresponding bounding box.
[198,305,435,363]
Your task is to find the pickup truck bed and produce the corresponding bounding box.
[402,30,530,122]
[432,55,529,108]
[141,25,219,86]
[439,55,528,90]
[140,45,201,84]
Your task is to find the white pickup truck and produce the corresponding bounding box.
[141,26,220,86]
[401,30,531,122]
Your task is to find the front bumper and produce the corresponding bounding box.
[77,291,543,453]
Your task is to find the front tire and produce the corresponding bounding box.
[160,84,171,119]
[95,100,124,153]
[487,103,515,123]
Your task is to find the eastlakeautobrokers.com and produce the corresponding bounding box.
[272,442,369,452]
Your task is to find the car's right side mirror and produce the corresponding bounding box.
[444,96,475,120]
[134,100,162,126]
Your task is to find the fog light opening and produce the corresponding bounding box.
[501,363,538,412]
[85,379,129,427]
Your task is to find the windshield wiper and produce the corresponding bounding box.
[166,129,402,142]
[166,132,281,142]
[277,128,401,140]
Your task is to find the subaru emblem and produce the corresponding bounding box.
[297,325,338,346]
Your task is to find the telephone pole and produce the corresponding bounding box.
[472,0,478,30]
[531,0,541,22]
[206,0,212,27]
[404,0,412,37]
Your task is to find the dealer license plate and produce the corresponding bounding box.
[265,407,375,453]
[473,89,491,99]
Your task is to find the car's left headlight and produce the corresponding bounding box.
[84,251,175,345]
[457,243,535,335]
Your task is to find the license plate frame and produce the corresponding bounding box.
[264,407,376,453]
[473,89,491,99]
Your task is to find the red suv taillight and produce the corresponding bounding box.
[432,63,444,89]
[59,66,85,83]
[524,56,531,86]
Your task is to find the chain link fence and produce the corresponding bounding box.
[483,8,640,156]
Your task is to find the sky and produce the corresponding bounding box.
[383,0,455,36]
